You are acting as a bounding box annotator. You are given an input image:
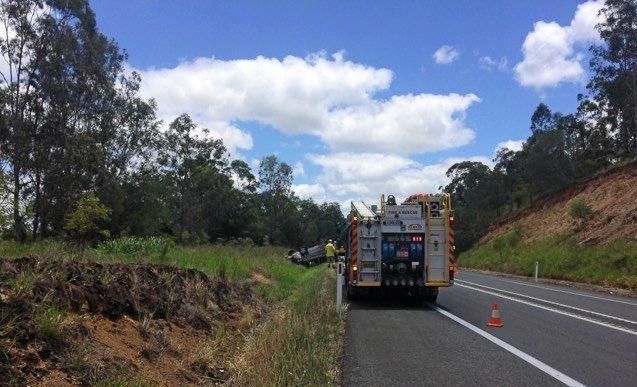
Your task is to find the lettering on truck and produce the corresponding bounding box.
[385,206,422,218]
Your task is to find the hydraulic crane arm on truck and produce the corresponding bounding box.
[343,193,455,302]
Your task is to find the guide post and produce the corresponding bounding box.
[336,262,343,319]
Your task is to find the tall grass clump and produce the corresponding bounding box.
[33,303,76,346]
[97,236,172,256]
[231,266,342,386]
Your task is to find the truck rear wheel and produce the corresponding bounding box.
[420,287,439,304]
[346,283,358,300]
[423,293,438,303]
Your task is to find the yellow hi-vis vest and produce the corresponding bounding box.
[325,243,336,257]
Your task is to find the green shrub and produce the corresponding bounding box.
[64,193,111,246]
[503,223,523,247]
[568,197,593,220]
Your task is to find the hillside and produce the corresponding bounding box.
[480,161,637,246]
[460,161,637,289]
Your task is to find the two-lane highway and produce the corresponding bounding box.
[341,270,637,386]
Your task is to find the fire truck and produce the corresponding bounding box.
[343,193,455,302]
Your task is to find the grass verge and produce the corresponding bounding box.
[460,231,637,289]
[0,239,343,385]
[230,266,343,386]
[0,240,304,302]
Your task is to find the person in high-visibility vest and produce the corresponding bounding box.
[325,239,336,267]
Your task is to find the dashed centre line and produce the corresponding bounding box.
[461,272,637,306]
[455,280,637,336]
[433,305,587,387]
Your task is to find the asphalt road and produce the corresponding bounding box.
[341,270,637,387]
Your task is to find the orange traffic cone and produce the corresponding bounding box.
[487,303,504,327]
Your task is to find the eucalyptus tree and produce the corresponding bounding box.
[0,0,158,240]
[588,0,637,159]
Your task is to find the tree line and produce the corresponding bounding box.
[0,0,345,246]
[445,0,637,252]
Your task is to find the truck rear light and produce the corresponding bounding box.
[450,265,455,282]
[352,265,358,271]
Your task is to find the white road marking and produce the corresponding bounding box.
[456,279,637,326]
[433,305,587,387]
[461,271,637,306]
[455,282,637,336]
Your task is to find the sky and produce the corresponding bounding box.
[92,0,605,210]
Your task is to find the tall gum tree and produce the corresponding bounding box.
[0,0,158,241]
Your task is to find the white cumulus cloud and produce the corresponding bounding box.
[433,45,460,64]
[479,56,508,72]
[292,183,326,201]
[306,152,493,212]
[292,161,306,178]
[134,52,478,155]
[323,93,479,153]
[496,139,525,153]
[514,0,604,89]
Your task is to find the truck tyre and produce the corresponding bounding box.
[420,287,439,304]
[423,293,438,303]
[346,283,358,301]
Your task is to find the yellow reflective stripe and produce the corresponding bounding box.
[354,281,381,287]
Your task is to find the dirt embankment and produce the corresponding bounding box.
[0,257,268,386]
[480,161,637,246]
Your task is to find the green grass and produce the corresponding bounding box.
[8,271,37,297]
[97,236,172,256]
[460,231,637,289]
[231,266,342,386]
[33,303,72,344]
[0,239,306,302]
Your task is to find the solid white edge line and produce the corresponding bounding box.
[462,271,637,306]
[456,283,637,336]
[433,305,587,387]
[456,279,637,326]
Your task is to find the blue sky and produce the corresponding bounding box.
[92,0,603,207]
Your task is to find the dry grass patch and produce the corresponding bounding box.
[230,267,343,387]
